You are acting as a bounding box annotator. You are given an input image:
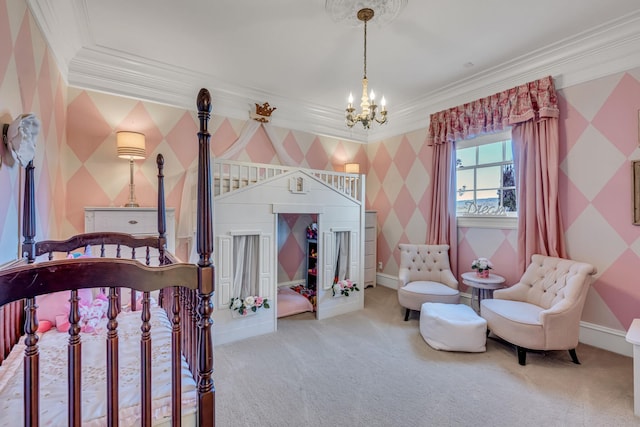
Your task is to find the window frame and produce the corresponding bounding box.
[455,130,517,229]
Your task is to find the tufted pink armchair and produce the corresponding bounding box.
[397,244,459,321]
[481,254,597,365]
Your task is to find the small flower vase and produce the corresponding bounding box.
[477,270,490,278]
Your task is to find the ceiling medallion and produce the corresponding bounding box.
[325,0,407,27]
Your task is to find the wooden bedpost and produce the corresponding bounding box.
[156,154,167,263]
[156,153,167,311]
[22,160,39,424]
[196,88,215,426]
[22,160,36,262]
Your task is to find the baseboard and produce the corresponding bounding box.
[579,321,632,357]
[375,273,632,358]
[376,273,398,289]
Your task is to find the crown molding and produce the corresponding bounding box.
[27,0,92,82]
[29,3,640,144]
[370,10,640,142]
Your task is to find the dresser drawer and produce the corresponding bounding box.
[90,210,158,235]
[365,227,376,242]
[365,241,376,255]
[85,207,176,253]
[365,211,377,228]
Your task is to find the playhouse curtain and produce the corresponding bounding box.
[426,76,566,275]
[219,120,296,166]
[334,231,350,282]
[232,235,259,298]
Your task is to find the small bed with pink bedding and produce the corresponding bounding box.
[276,286,315,318]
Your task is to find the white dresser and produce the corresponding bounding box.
[364,210,377,288]
[84,207,176,253]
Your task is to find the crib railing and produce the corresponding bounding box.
[212,159,362,201]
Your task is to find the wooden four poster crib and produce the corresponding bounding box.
[0,89,216,426]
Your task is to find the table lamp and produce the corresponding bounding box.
[116,131,146,207]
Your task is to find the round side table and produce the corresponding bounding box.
[461,272,506,314]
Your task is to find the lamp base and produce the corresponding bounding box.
[124,159,139,208]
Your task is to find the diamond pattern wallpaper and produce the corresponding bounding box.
[366,69,640,332]
[0,0,65,265]
[1,0,640,344]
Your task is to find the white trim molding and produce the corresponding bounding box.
[27,3,640,143]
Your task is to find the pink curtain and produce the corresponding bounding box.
[512,117,567,275]
[426,76,566,276]
[427,140,458,276]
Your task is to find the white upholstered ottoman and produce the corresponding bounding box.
[420,302,487,352]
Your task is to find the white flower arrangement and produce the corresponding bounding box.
[229,295,270,316]
[332,279,360,297]
[471,257,493,273]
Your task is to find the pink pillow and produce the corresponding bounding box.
[36,289,93,332]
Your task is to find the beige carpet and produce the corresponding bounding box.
[215,286,637,426]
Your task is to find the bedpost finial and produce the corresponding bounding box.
[197,89,211,114]
[156,153,164,168]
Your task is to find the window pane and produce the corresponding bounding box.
[456,169,474,194]
[478,142,502,164]
[476,189,500,213]
[456,147,476,168]
[505,141,513,161]
[456,191,474,214]
[502,164,515,186]
[501,189,517,212]
[476,166,501,189]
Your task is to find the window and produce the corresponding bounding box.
[456,131,517,228]
[333,231,351,283]
[232,234,260,299]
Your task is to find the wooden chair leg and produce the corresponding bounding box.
[404,308,411,321]
[568,348,580,364]
[517,346,527,366]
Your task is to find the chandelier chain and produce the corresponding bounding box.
[363,17,367,79]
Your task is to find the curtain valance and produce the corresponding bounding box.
[427,76,558,145]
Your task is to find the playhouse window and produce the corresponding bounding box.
[232,234,260,299]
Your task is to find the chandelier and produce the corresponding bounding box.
[345,8,388,129]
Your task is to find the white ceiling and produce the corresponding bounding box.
[28,0,640,142]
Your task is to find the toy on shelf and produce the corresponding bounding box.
[306,222,318,240]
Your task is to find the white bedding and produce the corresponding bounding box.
[0,304,197,426]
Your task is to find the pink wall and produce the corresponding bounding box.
[63,87,365,265]
[0,0,66,264]
[278,213,316,285]
[366,69,640,332]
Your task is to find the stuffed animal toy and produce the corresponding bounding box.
[35,246,95,333]
[36,289,92,333]
[79,292,109,334]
